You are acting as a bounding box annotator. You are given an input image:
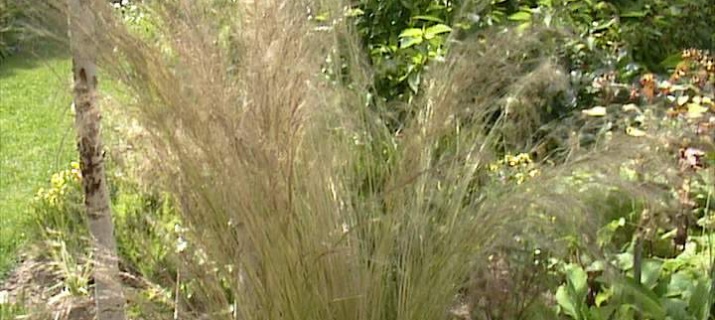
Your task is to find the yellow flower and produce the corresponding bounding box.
[515,173,526,184]
[50,173,64,188]
[515,153,532,164]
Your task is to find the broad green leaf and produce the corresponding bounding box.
[595,2,611,10]
[345,8,364,17]
[621,11,647,18]
[407,72,420,93]
[588,305,617,320]
[618,278,667,320]
[370,44,391,55]
[315,12,329,22]
[596,288,614,307]
[411,15,444,23]
[399,28,423,38]
[411,52,425,65]
[427,2,445,10]
[663,298,689,320]
[592,18,616,32]
[508,11,532,21]
[587,260,607,272]
[424,24,452,39]
[641,259,663,289]
[586,308,604,320]
[398,65,414,82]
[614,304,638,319]
[696,215,715,229]
[517,21,532,32]
[597,219,624,246]
[586,36,596,51]
[660,53,683,69]
[454,22,472,30]
[399,36,423,49]
[566,264,588,296]
[688,280,710,320]
[428,36,445,48]
[615,252,634,270]
[556,285,580,319]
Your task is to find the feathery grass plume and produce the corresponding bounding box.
[56,1,380,318]
[34,0,678,319]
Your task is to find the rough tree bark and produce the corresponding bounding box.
[68,0,126,319]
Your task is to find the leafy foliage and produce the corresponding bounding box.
[352,0,714,129]
[352,0,458,104]
[551,48,715,320]
[0,0,25,61]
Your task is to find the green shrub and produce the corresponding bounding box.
[353,0,458,104]
[112,185,179,282]
[350,0,714,127]
[0,0,26,61]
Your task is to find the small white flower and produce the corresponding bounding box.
[176,237,188,253]
[0,290,9,304]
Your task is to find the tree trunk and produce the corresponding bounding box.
[68,1,126,319]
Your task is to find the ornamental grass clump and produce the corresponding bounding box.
[35,0,677,319]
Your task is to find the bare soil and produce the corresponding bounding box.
[0,254,95,320]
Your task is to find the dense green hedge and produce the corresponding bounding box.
[0,0,25,61]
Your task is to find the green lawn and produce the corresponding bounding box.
[0,50,76,277]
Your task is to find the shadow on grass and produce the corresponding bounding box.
[0,40,69,80]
